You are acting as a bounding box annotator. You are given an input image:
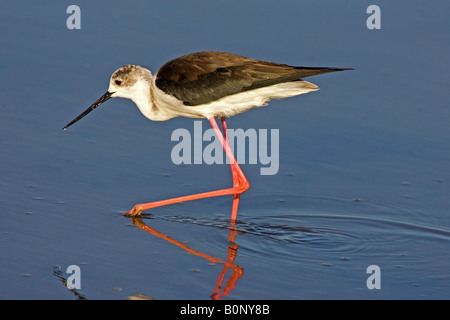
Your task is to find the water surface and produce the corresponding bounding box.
[1,1,449,299]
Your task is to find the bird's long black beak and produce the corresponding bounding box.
[63,91,114,130]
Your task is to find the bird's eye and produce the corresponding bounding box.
[115,80,122,85]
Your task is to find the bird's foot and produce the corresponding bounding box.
[124,205,144,217]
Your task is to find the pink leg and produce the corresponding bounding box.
[221,118,238,186]
[220,117,243,224]
[126,118,249,222]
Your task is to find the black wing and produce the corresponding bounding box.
[155,51,351,106]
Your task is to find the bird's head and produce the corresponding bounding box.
[108,65,152,100]
[63,65,152,130]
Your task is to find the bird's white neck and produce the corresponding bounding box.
[109,66,202,121]
[120,76,173,121]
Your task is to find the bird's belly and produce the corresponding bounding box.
[150,80,318,120]
[190,80,319,118]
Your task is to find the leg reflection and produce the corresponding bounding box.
[128,199,244,300]
[210,227,243,300]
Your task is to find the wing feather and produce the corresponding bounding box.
[155,51,350,106]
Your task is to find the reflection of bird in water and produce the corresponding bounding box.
[130,216,243,300]
[64,51,351,223]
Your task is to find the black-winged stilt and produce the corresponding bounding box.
[63,51,352,222]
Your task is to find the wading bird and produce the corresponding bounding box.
[63,51,351,222]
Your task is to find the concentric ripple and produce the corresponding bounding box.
[150,193,450,259]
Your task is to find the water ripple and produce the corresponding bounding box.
[152,193,450,258]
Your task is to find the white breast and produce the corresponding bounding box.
[142,78,318,121]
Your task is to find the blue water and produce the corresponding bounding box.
[1,1,449,299]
